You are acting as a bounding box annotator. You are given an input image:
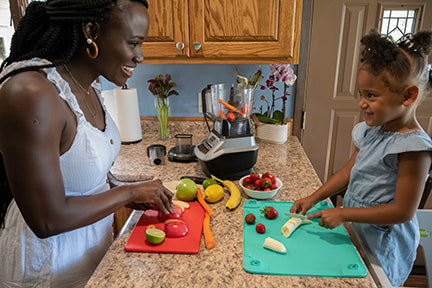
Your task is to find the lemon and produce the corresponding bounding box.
[145,228,166,244]
[204,184,224,203]
[202,178,218,190]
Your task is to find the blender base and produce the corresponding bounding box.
[198,149,258,180]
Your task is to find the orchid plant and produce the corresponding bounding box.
[255,64,297,125]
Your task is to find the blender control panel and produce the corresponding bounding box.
[197,135,218,154]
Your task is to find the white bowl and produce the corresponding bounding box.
[239,175,283,200]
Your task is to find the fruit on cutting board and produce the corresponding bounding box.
[175,178,198,201]
[262,237,286,253]
[256,223,266,234]
[202,178,218,190]
[172,200,190,211]
[157,205,183,222]
[204,184,224,203]
[164,219,189,238]
[145,228,166,244]
[244,213,256,224]
[211,175,241,210]
[260,206,279,219]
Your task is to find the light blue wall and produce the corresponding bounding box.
[100,64,297,118]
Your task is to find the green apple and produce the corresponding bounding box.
[175,178,198,201]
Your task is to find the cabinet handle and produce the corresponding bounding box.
[193,42,201,51]
[176,41,184,50]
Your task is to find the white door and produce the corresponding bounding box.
[302,0,432,182]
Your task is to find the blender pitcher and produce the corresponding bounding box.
[209,84,254,137]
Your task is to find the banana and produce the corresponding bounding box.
[211,175,241,210]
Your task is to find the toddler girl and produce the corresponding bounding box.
[291,29,432,286]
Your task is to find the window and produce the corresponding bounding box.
[0,0,15,60]
[378,4,423,42]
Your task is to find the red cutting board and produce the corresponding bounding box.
[124,202,205,254]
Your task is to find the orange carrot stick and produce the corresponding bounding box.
[218,109,227,120]
[203,212,215,249]
[196,187,214,216]
[218,98,246,118]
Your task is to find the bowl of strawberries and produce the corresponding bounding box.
[239,172,282,199]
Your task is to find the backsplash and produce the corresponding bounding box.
[100,64,297,118]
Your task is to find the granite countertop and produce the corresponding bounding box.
[86,120,376,288]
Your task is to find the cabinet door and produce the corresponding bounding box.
[142,0,189,60]
[189,0,302,63]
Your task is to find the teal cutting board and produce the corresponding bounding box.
[243,200,367,277]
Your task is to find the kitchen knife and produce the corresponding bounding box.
[284,212,312,223]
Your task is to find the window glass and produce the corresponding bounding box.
[0,0,14,61]
[379,7,418,42]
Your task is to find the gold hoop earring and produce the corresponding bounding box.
[86,40,99,59]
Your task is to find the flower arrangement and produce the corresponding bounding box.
[255,64,297,124]
[148,74,179,139]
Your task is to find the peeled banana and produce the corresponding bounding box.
[263,237,286,253]
[211,175,241,210]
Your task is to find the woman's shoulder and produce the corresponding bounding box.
[0,70,60,106]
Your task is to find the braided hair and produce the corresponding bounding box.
[359,29,432,96]
[0,0,148,228]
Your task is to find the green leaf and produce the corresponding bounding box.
[272,110,284,124]
[255,114,281,124]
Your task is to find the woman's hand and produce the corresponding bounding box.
[290,196,316,215]
[307,207,345,229]
[129,179,175,214]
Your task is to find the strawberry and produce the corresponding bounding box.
[242,176,253,186]
[261,178,272,188]
[250,173,259,181]
[227,112,236,122]
[270,183,278,190]
[244,213,256,224]
[262,172,271,179]
[260,206,279,219]
[263,188,271,191]
[254,179,263,188]
[255,223,266,234]
[246,184,257,190]
[270,176,276,185]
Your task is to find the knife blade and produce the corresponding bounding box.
[284,212,312,223]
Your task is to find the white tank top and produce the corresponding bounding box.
[0,58,121,287]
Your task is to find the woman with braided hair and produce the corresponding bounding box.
[0,0,175,286]
[291,29,432,286]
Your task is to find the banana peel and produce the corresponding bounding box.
[211,175,241,210]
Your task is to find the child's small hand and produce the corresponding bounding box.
[290,196,316,216]
[307,207,344,229]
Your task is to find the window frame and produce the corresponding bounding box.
[377,3,425,40]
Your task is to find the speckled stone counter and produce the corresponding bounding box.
[86,120,376,288]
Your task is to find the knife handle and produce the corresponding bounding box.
[180,176,206,184]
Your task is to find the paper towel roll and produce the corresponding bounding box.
[114,87,142,143]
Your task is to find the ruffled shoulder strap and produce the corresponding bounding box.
[0,58,87,122]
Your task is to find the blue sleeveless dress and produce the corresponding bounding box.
[343,122,432,286]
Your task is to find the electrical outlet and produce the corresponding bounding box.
[198,92,202,113]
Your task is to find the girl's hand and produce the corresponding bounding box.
[130,179,175,214]
[290,196,316,215]
[307,207,345,229]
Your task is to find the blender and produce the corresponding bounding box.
[194,84,259,180]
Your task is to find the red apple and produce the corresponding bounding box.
[164,219,189,238]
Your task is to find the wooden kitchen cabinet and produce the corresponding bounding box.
[142,0,302,64]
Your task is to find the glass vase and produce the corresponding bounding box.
[154,96,170,140]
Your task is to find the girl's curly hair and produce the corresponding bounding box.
[360,29,432,94]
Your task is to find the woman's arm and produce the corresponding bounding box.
[0,73,173,238]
